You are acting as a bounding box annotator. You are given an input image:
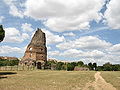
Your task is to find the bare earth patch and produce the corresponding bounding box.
[83,72,116,90]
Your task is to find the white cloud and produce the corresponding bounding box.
[63,32,75,37]
[0,45,23,54]
[109,44,120,52]
[107,44,120,55]
[0,16,5,23]
[21,23,33,32]
[48,51,60,56]
[48,47,120,65]
[22,33,29,40]
[60,49,105,59]
[48,49,107,65]
[104,0,120,29]
[56,36,112,50]
[24,0,104,32]
[60,49,82,58]
[4,0,24,18]
[81,50,105,59]
[47,46,51,50]
[50,35,120,65]
[42,29,65,44]
[4,27,29,43]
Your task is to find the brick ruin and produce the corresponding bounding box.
[21,28,47,69]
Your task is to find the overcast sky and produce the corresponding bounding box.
[0,0,120,65]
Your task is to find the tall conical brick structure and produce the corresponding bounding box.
[22,28,47,69]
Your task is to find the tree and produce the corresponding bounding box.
[77,61,84,66]
[103,62,112,71]
[96,66,104,71]
[45,60,57,69]
[88,62,93,70]
[67,63,75,71]
[0,59,19,66]
[93,63,97,70]
[56,62,64,70]
[0,25,5,42]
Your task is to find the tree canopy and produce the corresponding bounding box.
[0,25,5,42]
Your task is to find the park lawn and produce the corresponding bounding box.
[101,71,120,90]
[0,70,95,90]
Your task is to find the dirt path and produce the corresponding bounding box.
[83,72,116,90]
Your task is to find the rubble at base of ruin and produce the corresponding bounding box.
[21,28,47,69]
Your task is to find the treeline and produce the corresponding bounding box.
[45,60,97,71]
[96,62,120,71]
[45,60,120,71]
[0,59,19,66]
[0,59,120,71]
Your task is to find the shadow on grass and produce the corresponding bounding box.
[0,72,17,79]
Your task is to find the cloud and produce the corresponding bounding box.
[60,49,105,59]
[4,0,24,18]
[24,0,104,32]
[109,44,120,52]
[47,46,51,50]
[48,51,60,56]
[21,23,33,32]
[42,29,65,44]
[0,45,23,54]
[0,16,5,23]
[4,27,29,43]
[104,0,120,29]
[21,33,29,40]
[63,32,75,37]
[60,49,82,58]
[56,36,112,50]
[51,35,120,65]
[107,44,120,55]
[48,49,106,65]
[48,47,120,65]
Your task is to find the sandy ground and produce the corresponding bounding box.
[83,72,116,90]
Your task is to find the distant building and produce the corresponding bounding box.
[22,28,47,69]
[0,56,18,60]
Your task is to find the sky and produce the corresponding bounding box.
[0,0,120,65]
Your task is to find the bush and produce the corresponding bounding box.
[67,63,75,71]
[0,59,19,66]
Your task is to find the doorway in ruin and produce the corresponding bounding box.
[37,62,41,69]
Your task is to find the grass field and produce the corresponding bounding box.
[101,71,120,90]
[0,70,95,90]
[1,70,120,90]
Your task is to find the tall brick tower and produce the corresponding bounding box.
[22,28,47,69]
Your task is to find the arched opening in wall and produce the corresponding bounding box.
[29,47,32,50]
[37,62,41,69]
[41,48,43,51]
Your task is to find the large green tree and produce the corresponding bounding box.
[93,63,97,70]
[103,62,113,71]
[88,62,94,70]
[56,62,64,70]
[77,61,84,66]
[0,25,5,42]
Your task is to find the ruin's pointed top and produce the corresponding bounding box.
[29,28,46,46]
[37,28,43,32]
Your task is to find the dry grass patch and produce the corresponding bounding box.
[0,70,95,90]
[101,71,120,90]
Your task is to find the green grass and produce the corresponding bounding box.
[0,70,95,90]
[101,71,120,90]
